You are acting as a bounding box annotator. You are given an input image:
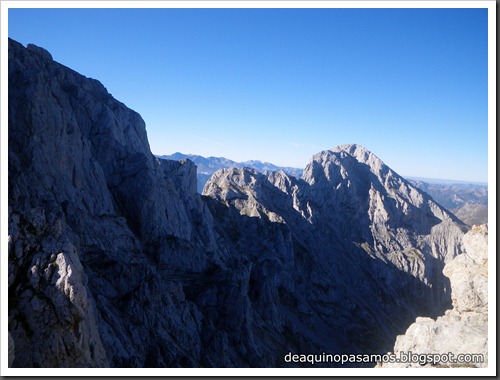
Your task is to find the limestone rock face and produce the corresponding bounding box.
[204,144,468,353]
[452,203,488,228]
[8,37,298,368]
[408,179,488,211]
[380,225,488,368]
[8,38,469,368]
[8,38,231,367]
[8,333,15,367]
[27,43,53,61]
[444,224,488,313]
[159,152,303,193]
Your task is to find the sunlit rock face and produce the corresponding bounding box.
[407,179,488,227]
[204,144,467,354]
[8,38,467,368]
[379,224,488,368]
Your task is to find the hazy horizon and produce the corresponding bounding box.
[8,5,489,183]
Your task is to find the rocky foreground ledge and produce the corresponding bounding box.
[378,224,488,368]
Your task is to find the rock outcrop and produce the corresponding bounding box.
[159,152,303,193]
[379,224,488,368]
[452,203,488,227]
[407,179,488,226]
[203,144,468,354]
[8,38,470,368]
[408,180,488,211]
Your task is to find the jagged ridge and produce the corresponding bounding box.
[8,38,467,368]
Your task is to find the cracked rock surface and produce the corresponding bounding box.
[8,38,470,367]
[379,224,488,368]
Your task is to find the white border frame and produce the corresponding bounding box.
[1,1,496,377]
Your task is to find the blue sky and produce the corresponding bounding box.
[8,6,489,182]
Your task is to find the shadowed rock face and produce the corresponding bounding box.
[408,179,488,211]
[203,145,467,354]
[406,179,488,227]
[8,38,467,368]
[379,225,488,368]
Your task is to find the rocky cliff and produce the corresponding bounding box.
[9,38,237,367]
[8,38,469,368]
[407,179,488,227]
[159,152,303,193]
[452,203,488,227]
[379,224,488,368]
[408,180,488,211]
[203,144,467,354]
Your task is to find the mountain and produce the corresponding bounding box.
[158,153,303,193]
[451,204,488,227]
[379,224,488,368]
[203,145,467,351]
[162,152,489,227]
[407,179,488,226]
[160,156,489,227]
[8,39,470,368]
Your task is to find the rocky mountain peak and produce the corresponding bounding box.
[8,39,475,368]
[332,143,381,163]
[203,167,262,201]
[26,43,53,61]
[303,144,390,187]
[298,144,465,259]
[205,142,468,337]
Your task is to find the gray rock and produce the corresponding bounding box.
[159,152,303,193]
[27,43,53,61]
[408,179,488,211]
[9,37,218,367]
[8,38,469,368]
[408,178,488,227]
[203,144,467,354]
[8,333,15,367]
[444,224,488,313]
[379,225,488,368]
[8,37,290,367]
[452,203,488,227]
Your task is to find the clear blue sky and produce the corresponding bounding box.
[8,6,489,183]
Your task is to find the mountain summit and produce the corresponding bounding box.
[8,39,469,368]
[299,143,463,259]
[204,144,467,353]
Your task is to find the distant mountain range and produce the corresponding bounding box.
[405,176,487,186]
[8,39,487,369]
[158,153,488,227]
[406,179,487,209]
[407,179,488,226]
[157,153,303,192]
